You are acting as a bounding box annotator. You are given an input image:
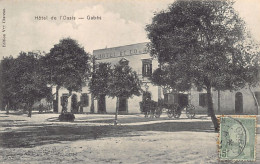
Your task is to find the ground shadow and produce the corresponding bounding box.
[0,121,214,148]
[2,112,25,116]
[46,117,60,122]
[47,115,209,124]
[0,115,9,117]
[0,120,25,122]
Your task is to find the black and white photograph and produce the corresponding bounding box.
[0,0,259,163]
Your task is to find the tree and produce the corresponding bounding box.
[89,62,112,113]
[238,37,260,114]
[1,56,17,110]
[1,52,50,116]
[108,62,142,125]
[41,38,91,113]
[146,0,259,130]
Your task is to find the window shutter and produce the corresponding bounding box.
[86,94,89,106]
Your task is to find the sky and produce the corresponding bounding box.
[0,0,259,58]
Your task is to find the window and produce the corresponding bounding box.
[199,93,208,107]
[80,93,89,107]
[254,92,260,106]
[142,59,152,77]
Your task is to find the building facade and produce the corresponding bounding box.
[92,42,160,114]
[56,42,260,115]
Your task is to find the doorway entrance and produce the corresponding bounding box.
[119,97,128,114]
[178,94,189,108]
[235,92,243,114]
[98,95,106,113]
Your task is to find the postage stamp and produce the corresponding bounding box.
[219,115,256,161]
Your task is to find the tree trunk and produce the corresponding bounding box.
[90,94,94,113]
[206,86,219,131]
[54,85,60,113]
[91,56,96,114]
[114,97,119,125]
[217,90,220,113]
[249,85,259,115]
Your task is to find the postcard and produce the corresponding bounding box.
[0,0,259,163]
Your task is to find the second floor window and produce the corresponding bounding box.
[142,59,152,77]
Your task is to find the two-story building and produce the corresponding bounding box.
[92,42,160,114]
[57,42,160,114]
[56,42,260,115]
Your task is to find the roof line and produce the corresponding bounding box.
[93,42,150,52]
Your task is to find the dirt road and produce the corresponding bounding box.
[0,112,259,163]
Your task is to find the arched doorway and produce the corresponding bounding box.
[71,94,78,113]
[235,92,243,114]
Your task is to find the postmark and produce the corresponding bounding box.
[219,115,256,161]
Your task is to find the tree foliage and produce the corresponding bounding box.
[41,38,91,113]
[146,0,260,129]
[42,38,91,93]
[89,62,112,99]
[1,56,17,108]
[101,62,143,125]
[108,63,142,99]
[1,52,50,110]
[147,0,251,90]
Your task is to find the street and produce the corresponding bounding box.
[0,111,259,163]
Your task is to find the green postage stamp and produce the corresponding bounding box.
[219,115,256,161]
